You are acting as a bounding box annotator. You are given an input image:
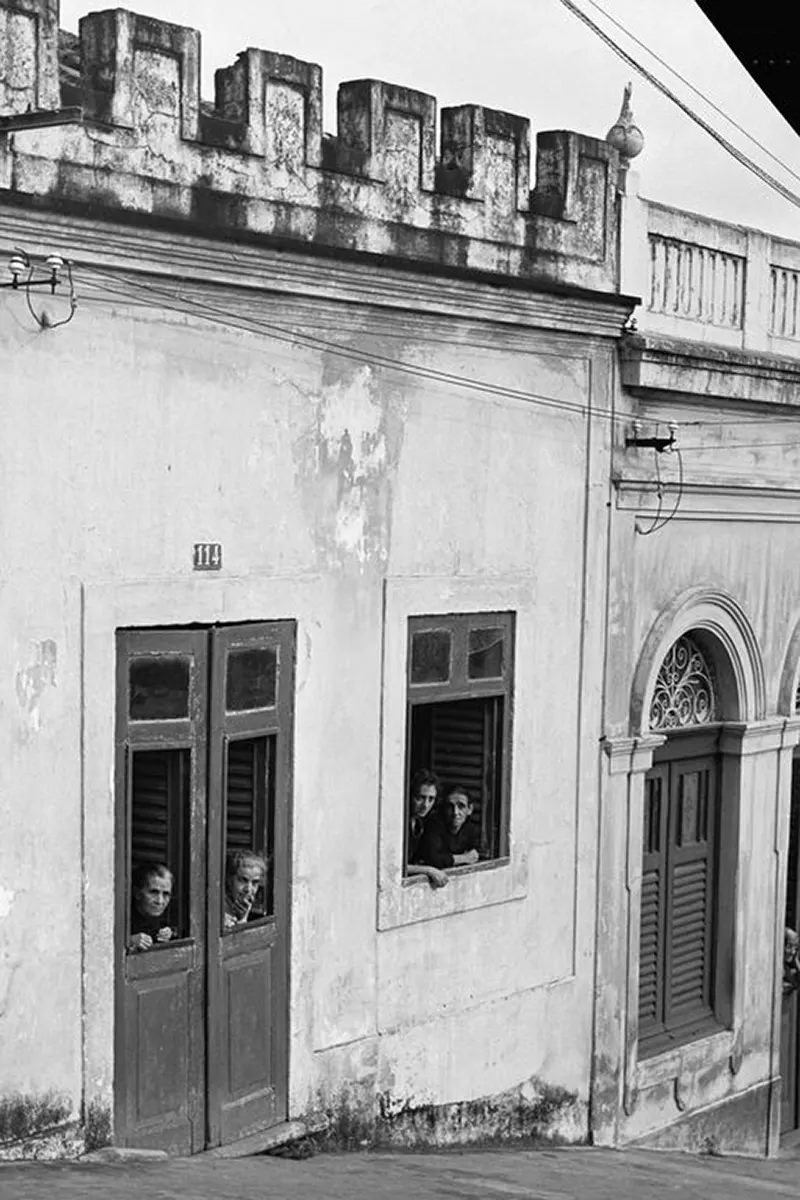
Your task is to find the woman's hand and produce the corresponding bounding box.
[453,849,479,866]
[425,866,449,888]
[129,932,152,952]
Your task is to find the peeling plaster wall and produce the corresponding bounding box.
[0,223,617,1144]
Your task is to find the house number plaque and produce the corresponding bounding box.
[193,542,222,571]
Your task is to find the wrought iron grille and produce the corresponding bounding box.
[649,635,718,730]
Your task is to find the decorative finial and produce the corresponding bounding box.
[606,81,644,164]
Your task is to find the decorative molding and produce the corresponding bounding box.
[614,481,800,523]
[603,734,666,776]
[629,587,766,733]
[717,719,793,757]
[0,202,635,340]
[620,334,800,405]
[777,619,800,716]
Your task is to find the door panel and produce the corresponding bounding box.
[207,622,293,1148]
[115,630,208,1155]
[219,930,279,1141]
[123,944,196,1148]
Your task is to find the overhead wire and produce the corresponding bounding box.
[83,263,800,437]
[45,260,800,449]
[558,0,800,212]
[74,260,635,424]
[579,0,800,189]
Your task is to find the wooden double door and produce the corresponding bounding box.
[114,622,295,1154]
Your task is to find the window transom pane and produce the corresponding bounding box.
[649,635,717,730]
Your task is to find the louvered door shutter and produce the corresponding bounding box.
[664,756,717,1028]
[131,751,171,865]
[639,765,668,1035]
[225,738,269,851]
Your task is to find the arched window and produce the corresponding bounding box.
[640,632,724,1055]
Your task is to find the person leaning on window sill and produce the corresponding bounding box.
[415,786,484,876]
[407,768,449,888]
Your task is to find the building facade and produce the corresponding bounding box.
[0,0,799,1160]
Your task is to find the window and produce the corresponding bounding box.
[405,612,514,872]
[639,633,723,1055]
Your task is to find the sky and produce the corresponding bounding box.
[58,0,800,242]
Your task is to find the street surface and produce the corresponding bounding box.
[2,1145,800,1200]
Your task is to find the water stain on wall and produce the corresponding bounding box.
[293,360,405,572]
[14,640,57,740]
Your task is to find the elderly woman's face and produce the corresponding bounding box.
[134,873,172,918]
[227,863,264,909]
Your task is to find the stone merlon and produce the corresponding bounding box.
[0,0,623,293]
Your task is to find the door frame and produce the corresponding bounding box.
[113,620,295,1153]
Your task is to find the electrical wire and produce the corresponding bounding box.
[69,263,800,442]
[9,242,800,439]
[580,0,800,189]
[75,261,634,424]
[24,260,77,330]
[558,0,800,212]
[635,448,685,535]
[86,265,800,437]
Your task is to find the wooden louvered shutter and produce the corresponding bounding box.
[225,738,269,853]
[130,751,172,865]
[639,765,668,1037]
[430,698,494,845]
[786,761,800,930]
[664,756,717,1033]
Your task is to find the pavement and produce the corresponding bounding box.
[2,1144,800,1200]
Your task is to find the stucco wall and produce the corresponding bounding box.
[0,209,620,1143]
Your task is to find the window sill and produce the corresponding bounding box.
[402,857,511,887]
[380,851,527,930]
[637,1023,734,1087]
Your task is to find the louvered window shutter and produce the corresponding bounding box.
[430,698,499,851]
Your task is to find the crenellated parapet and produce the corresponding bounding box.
[0,1,622,292]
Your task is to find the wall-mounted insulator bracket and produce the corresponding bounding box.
[625,421,678,453]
